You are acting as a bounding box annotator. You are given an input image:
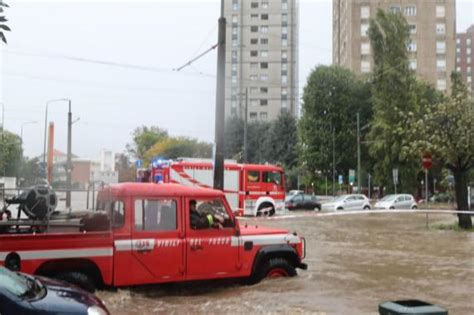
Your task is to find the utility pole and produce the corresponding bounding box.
[213,0,226,190]
[66,100,72,208]
[332,124,335,196]
[357,112,361,193]
[243,87,248,163]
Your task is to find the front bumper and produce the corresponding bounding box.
[297,262,308,270]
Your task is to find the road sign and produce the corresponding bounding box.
[422,153,432,169]
[338,175,343,185]
[349,169,355,185]
[392,168,398,185]
[135,159,143,168]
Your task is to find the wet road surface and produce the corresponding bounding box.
[98,211,473,314]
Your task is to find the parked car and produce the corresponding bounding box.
[0,266,109,315]
[287,190,304,197]
[321,194,371,211]
[374,194,418,209]
[286,194,321,211]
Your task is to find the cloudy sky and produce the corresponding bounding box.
[0,0,472,160]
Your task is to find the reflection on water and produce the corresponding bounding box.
[98,213,473,315]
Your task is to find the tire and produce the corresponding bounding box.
[248,257,297,284]
[412,205,418,209]
[55,271,96,293]
[363,206,371,210]
[336,207,343,211]
[314,206,321,211]
[257,203,275,217]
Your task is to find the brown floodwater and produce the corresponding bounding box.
[97,212,474,315]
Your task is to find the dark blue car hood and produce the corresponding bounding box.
[30,276,105,314]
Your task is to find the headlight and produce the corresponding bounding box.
[88,306,108,315]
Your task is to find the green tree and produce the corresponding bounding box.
[144,137,212,161]
[299,65,372,189]
[126,126,168,161]
[409,73,474,229]
[367,9,420,193]
[115,153,136,182]
[264,111,298,169]
[0,130,22,177]
[19,157,42,186]
[0,1,10,44]
[224,116,244,160]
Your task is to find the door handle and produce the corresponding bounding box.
[136,248,152,254]
[190,245,203,251]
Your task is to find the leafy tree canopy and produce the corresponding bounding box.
[126,126,168,160]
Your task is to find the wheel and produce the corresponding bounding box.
[314,206,321,211]
[389,207,395,210]
[257,203,275,217]
[55,271,96,293]
[411,205,418,209]
[363,206,371,210]
[248,257,296,284]
[336,207,343,211]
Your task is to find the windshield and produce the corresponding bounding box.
[0,267,29,296]
[334,195,348,202]
[380,195,397,201]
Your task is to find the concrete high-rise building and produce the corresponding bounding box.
[456,25,474,97]
[224,0,299,121]
[333,0,456,92]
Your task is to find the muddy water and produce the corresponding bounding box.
[98,213,474,314]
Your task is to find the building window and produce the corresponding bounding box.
[282,26,288,35]
[250,62,258,69]
[251,14,259,20]
[260,74,268,82]
[249,112,258,120]
[250,38,258,45]
[407,42,417,52]
[260,99,268,106]
[468,57,472,64]
[360,6,370,19]
[260,26,269,33]
[468,76,472,83]
[436,23,446,35]
[281,75,288,84]
[250,75,257,81]
[405,5,416,16]
[250,50,258,57]
[232,15,238,24]
[261,1,268,9]
[261,14,268,20]
[260,62,268,69]
[456,66,461,72]
[282,13,288,23]
[281,100,288,108]
[408,24,417,34]
[281,63,288,71]
[260,112,268,120]
[361,23,369,37]
[251,25,258,32]
[232,39,238,47]
[409,59,417,70]
[437,59,446,72]
[456,47,461,53]
[250,99,258,106]
[249,87,258,94]
[232,75,237,83]
[361,60,370,73]
[456,56,461,63]
[232,50,238,62]
[467,38,472,46]
[456,38,461,44]
[467,66,471,73]
[436,5,445,18]
[282,0,288,10]
[437,79,447,91]
[261,38,268,45]
[467,48,472,55]
[261,50,268,58]
[282,39,288,46]
[282,51,288,60]
[251,2,258,9]
[361,42,370,55]
[260,87,268,93]
[390,5,401,14]
[281,87,288,97]
[436,41,446,54]
[232,0,239,11]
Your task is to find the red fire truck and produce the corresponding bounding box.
[0,183,307,292]
[150,158,286,217]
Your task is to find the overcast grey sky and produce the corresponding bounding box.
[0,0,472,160]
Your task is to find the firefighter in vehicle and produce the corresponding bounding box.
[189,199,225,229]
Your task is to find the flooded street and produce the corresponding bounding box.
[98,212,474,314]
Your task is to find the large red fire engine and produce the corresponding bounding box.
[0,183,307,292]
[150,158,286,217]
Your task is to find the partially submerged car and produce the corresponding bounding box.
[321,194,371,211]
[374,194,418,209]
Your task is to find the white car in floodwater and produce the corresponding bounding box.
[321,194,371,211]
[374,194,418,210]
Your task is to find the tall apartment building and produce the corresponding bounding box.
[456,25,474,96]
[333,0,456,92]
[224,0,299,121]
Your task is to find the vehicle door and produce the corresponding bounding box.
[402,196,412,209]
[185,197,240,280]
[130,198,184,284]
[344,196,356,210]
[262,170,284,198]
[393,196,405,209]
[292,194,304,209]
